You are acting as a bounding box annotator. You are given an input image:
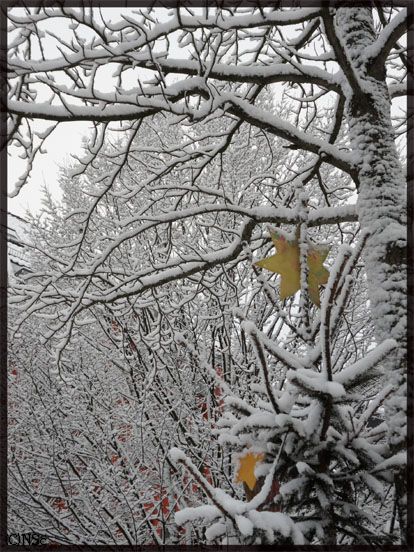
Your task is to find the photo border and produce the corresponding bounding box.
[1,1,412,550]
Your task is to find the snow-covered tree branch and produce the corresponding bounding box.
[7,3,407,546]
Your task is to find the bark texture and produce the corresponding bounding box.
[336,7,407,542]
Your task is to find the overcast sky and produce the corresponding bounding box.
[8,7,405,219]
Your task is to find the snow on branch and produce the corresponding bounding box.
[8,6,321,79]
[104,58,341,93]
[224,95,357,177]
[170,448,305,544]
[287,368,346,399]
[242,321,305,373]
[334,339,397,389]
[366,9,408,73]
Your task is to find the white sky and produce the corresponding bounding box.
[8,7,187,217]
[8,7,406,217]
[9,122,90,216]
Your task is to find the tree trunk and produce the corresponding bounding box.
[336,8,407,543]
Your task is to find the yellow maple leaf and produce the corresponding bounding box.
[235,451,265,491]
[255,230,330,307]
